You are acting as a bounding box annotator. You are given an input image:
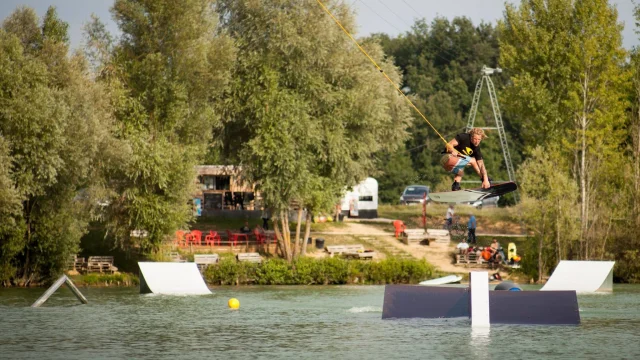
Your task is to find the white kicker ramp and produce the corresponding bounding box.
[419,275,463,286]
[541,260,614,293]
[138,262,211,295]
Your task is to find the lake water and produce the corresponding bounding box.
[1,284,640,359]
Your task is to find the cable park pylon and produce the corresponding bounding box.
[466,66,518,202]
[316,1,519,202]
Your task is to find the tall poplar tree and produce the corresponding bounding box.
[0,7,116,284]
[500,0,627,259]
[88,0,235,252]
[216,0,411,261]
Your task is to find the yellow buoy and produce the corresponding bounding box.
[228,298,240,309]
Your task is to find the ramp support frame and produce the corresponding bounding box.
[31,275,88,307]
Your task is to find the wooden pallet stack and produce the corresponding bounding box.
[86,256,118,274]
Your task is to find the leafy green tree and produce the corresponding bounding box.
[377,150,418,204]
[42,6,69,44]
[1,6,41,50]
[500,0,628,258]
[0,136,24,284]
[0,7,116,285]
[518,146,579,281]
[216,0,411,261]
[87,0,236,252]
[629,2,640,233]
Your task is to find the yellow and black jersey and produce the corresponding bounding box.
[451,133,483,160]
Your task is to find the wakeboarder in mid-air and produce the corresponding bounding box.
[440,128,491,191]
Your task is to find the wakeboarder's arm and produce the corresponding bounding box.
[477,159,490,189]
[446,139,459,157]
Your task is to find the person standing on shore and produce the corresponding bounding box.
[261,208,270,230]
[467,215,477,245]
[445,204,455,230]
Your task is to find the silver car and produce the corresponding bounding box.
[469,196,499,209]
[400,185,430,205]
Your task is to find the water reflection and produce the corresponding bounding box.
[470,327,491,360]
[2,285,640,359]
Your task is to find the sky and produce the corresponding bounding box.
[0,0,638,50]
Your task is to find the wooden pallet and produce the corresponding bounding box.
[326,245,375,260]
[401,229,426,245]
[86,256,118,274]
[343,251,375,260]
[237,252,263,263]
[426,229,451,243]
[67,255,86,272]
[456,253,488,267]
[194,254,220,271]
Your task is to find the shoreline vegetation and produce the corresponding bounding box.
[64,257,437,288]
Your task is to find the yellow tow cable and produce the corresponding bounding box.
[315,0,450,147]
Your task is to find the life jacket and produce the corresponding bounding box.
[482,249,492,261]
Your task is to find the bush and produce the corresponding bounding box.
[205,258,260,285]
[614,250,640,283]
[75,273,138,286]
[203,257,435,285]
[256,258,293,285]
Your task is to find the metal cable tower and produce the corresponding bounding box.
[466,66,518,201]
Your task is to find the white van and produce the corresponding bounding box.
[340,177,378,219]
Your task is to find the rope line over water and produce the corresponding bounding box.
[315,0,449,147]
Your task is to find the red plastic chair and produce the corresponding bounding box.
[226,230,248,247]
[186,230,202,246]
[226,230,239,246]
[205,230,221,246]
[393,220,405,238]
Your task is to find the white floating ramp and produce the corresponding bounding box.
[541,260,614,293]
[419,275,462,286]
[138,262,211,295]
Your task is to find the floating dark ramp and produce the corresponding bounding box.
[489,291,580,325]
[382,283,580,325]
[382,285,469,319]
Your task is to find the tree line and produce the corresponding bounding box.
[1,0,640,285]
[375,0,640,282]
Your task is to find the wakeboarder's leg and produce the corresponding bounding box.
[441,154,466,191]
[452,171,463,191]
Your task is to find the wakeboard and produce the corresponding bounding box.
[428,181,517,204]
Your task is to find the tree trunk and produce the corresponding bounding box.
[301,212,312,256]
[600,215,612,260]
[634,105,640,228]
[538,213,545,283]
[273,220,283,258]
[556,199,561,261]
[274,210,292,262]
[293,207,303,259]
[580,117,587,260]
[283,212,291,262]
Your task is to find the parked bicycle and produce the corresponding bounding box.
[442,215,466,242]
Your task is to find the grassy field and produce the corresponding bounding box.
[378,203,524,233]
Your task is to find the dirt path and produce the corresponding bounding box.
[316,222,466,274]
